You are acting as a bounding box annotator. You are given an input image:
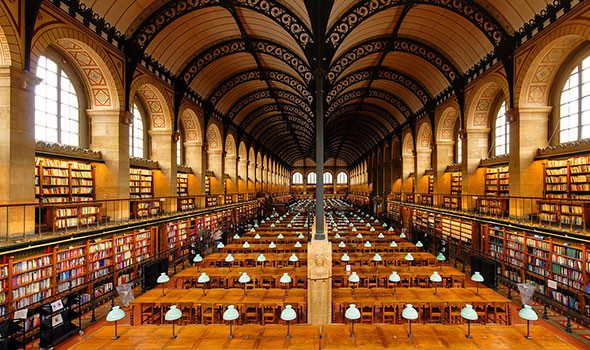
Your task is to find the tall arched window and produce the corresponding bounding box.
[337,172,348,184]
[176,138,182,165]
[130,103,146,158]
[307,172,317,184]
[560,56,590,143]
[292,172,303,184]
[494,101,509,156]
[35,55,81,146]
[456,134,462,163]
[323,172,333,184]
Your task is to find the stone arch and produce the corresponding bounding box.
[0,5,20,67]
[225,133,236,157]
[516,23,590,109]
[224,133,237,193]
[179,104,203,142]
[238,141,248,192]
[248,146,256,191]
[437,105,460,142]
[206,122,223,193]
[402,132,414,156]
[465,73,509,131]
[132,78,173,130]
[31,26,123,110]
[206,122,223,151]
[416,121,433,152]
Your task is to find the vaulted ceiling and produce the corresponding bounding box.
[81,0,553,165]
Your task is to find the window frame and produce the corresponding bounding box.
[177,125,185,166]
[336,171,348,184]
[34,48,88,148]
[323,171,333,184]
[490,97,509,156]
[130,99,150,159]
[307,172,317,184]
[456,132,462,164]
[292,172,303,184]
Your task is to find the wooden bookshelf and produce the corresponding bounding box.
[130,168,153,199]
[225,195,233,205]
[428,175,434,194]
[177,173,188,196]
[537,200,590,229]
[450,172,462,195]
[544,155,590,200]
[205,195,218,208]
[387,201,401,223]
[440,216,473,244]
[482,225,589,314]
[476,198,509,216]
[485,166,509,196]
[130,199,162,218]
[443,195,461,210]
[35,157,96,203]
[419,194,433,206]
[204,175,211,196]
[44,203,103,230]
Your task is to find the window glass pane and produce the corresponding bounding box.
[456,135,462,163]
[558,58,590,143]
[177,139,182,165]
[130,104,145,158]
[494,101,508,155]
[292,172,303,184]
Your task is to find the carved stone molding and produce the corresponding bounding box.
[536,139,590,159]
[445,163,462,172]
[129,157,160,169]
[35,141,104,162]
[480,154,509,167]
[177,164,192,173]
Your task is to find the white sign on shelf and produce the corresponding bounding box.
[51,299,64,313]
[13,309,27,320]
[52,314,64,327]
[547,279,557,290]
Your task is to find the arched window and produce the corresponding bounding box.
[323,172,333,184]
[560,56,590,143]
[176,138,182,165]
[292,172,303,184]
[494,101,509,156]
[35,55,82,146]
[307,172,317,184]
[337,172,348,184]
[130,103,146,158]
[456,134,462,163]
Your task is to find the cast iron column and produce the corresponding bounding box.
[314,68,325,240]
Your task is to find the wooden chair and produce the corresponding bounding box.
[367,276,378,289]
[448,303,463,324]
[382,304,397,324]
[472,302,488,324]
[244,303,259,324]
[262,304,277,325]
[426,303,444,323]
[201,303,216,324]
[360,304,374,323]
[140,303,161,325]
[487,302,509,325]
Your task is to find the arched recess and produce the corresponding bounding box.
[131,77,173,131]
[224,133,237,194]
[248,147,256,192]
[179,104,203,142]
[0,6,19,67]
[382,142,392,195]
[391,137,402,192]
[179,105,204,193]
[31,27,123,111]
[402,131,415,192]
[256,151,263,192]
[416,121,433,192]
[435,104,461,193]
[262,155,269,192]
[238,142,248,192]
[206,122,224,194]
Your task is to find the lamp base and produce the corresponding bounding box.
[170,335,177,339]
[407,333,413,338]
[465,335,472,339]
[524,335,532,340]
[286,334,292,339]
[112,335,120,340]
[228,335,234,339]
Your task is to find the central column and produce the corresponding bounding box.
[314,68,325,239]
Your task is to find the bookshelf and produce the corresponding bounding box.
[440,217,473,244]
[419,194,433,206]
[130,199,162,219]
[54,245,86,295]
[387,201,401,223]
[450,172,462,195]
[177,173,188,196]
[482,225,589,314]
[11,252,53,311]
[443,195,461,210]
[130,168,153,199]
[35,157,96,203]
[537,200,590,229]
[206,196,218,208]
[485,166,509,196]
[476,198,509,216]
[44,203,103,230]
[544,155,590,200]
[225,195,233,205]
[428,175,434,194]
[204,175,211,196]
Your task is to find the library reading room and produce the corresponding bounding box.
[0,0,590,349]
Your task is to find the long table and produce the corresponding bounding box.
[172,266,308,289]
[202,252,307,267]
[331,265,465,288]
[332,252,437,266]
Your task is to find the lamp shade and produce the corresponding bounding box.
[402,305,418,320]
[373,253,382,262]
[280,273,292,284]
[250,228,256,232]
[243,242,251,248]
[333,227,338,232]
[436,253,446,262]
[344,304,361,320]
[217,242,225,249]
[461,305,478,321]
[374,219,379,223]
[261,220,266,224]
[106,306,126,322]
[471,271,484,283]
[370,216,374,220]
[254,233,261,239]
[281,305,297,321]
[352,227,358,232]
[429,271,442,283]
[294,241,302,248]
[287,224,292,228]
[304,223,308,228]
[254,223,259,227]
[404,253,414,262]
[269,242,277,248]
[334,233,342,239]
[390,241,398,248]
[270,224,276,228]
[193,254,203,263]
[297,233,305,239]
[341,253,350,262]
[400,232,406,239]
[364,241,372,248]
[369,227,375,232]
[366,223,371,227]
[388,227,394,231]
[338,242,346,248]
[416,241,424,248]
[225,254,235,262]
[518,305,538,321]
[157,272,170,284]
[289,254,299,262]
[383,223,388,227]
[349,223,354,227]
[348,272,360,283]
[165,305,182,321]
[233,234,241,240]
[197,272,210,283]
[223,305,239,321]
[389,271,401,283]
[278,234,284,239]
[360,219,364,223]
[238,272,251,283]
[378,233,385,238]
[257,254,267,262]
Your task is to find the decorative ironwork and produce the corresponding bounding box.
[326,104,397,132]
[208,69,311,105]
[327,0,507,50]
[328,37,461,84]
[229,89,311,121]
[130,0,312,52]
[248,112,314,137]
[35,141,104,162]
[326,88,410,121]
[179,38,312,85]
[327,67,431,105]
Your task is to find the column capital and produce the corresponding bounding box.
[0,66,41,92]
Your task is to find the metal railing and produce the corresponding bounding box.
[0,193,258,243]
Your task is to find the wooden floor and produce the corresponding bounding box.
[58,324,586,349]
